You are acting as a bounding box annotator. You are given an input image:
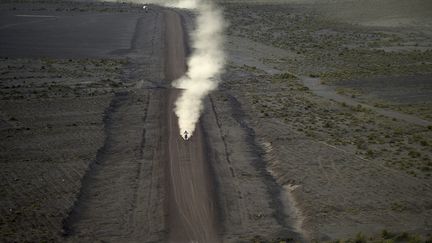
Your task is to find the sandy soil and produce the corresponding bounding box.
[214,65,432,240]
[219,1,432,241]
[164,10,219,242]
[1,2,298,242]
[1,1,166,242]
[301,76,432,127]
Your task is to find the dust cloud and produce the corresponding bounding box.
[104,0,226,139]
[170,0,226,138]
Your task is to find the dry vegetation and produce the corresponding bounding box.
[221,3,432,238]
[0,0,141,12]
[0,58,127,100]
[0,57,132,241]
[223,2,432,126]
[225,64,432,178]
[224,3,432,79]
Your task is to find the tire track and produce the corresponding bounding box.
[163,10,220,243]
[62,91,154,241]
[208,95,249,226]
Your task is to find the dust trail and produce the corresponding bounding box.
[104,0,225,138]
[169,0,226,139]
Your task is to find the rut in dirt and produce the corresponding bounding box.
[164,10,221,243]
[62,91,165,242]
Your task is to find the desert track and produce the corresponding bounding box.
[164,10,220,243]
[62,8,220,242]
[3,1,432,242]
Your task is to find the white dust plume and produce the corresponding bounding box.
[166,0,200,9]
[172,1,226,138]
[101,0,225,138]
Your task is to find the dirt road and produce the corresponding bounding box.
[301,77,432,127]
[60,8,218,242]
[164,10,220,243]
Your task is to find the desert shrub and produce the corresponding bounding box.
[394,232,410,241]
[408,235,422,243]
[354,232,366,243]
[408,150,421,158]
[278,72,297,79]
[381,230,394,239]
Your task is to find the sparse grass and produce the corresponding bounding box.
[323,230,430,243]
[0,57,127,100]
[224,3,432,80]
[0,0,141,13]
[250,235,294,243]
[226,64,432,178]
[335,87,361,98]
[354,232,366,243]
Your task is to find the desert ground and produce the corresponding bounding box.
[1,0,432,242]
